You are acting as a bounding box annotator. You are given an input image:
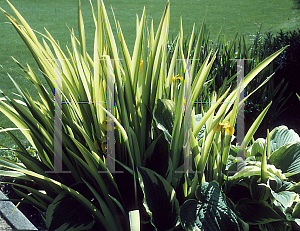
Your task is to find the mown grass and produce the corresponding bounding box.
[0,0,300,147]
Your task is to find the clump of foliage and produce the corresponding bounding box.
[260,29,300,106]
[0,0,293,230]
[167,26,300,139]
[225,125,300,230]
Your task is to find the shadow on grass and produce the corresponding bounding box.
[293,0,300,9]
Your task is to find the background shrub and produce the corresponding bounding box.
[167,26,300,139]
[257,29,300,135]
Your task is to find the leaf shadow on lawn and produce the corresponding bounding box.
[292,0,300,9]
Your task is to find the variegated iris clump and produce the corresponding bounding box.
[0,0,292,230]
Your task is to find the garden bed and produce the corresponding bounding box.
[0,177,46,230]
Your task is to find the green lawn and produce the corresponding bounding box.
[0,0,300,147]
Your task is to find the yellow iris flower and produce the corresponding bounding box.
[94,138,117,152]
[213,121,235,136]
[102,119,121,131]
[165,74,183,83]
[96,119,121,152]
[94,138,107,152]
[139,58,148,72]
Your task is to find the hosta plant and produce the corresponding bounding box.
[180,181,249,231]
[225,125,300,230]
[0,0,287,230]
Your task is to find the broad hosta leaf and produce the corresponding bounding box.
[273,200,286,217]
[227,165,263,181]
[264,164,287,181]
[180,181,248,231]
[137,166,179,231]
[250,138,265,157]
[287,182,300,194]
[235,198,284,225]
[251,162,287,181]
[153,99,205,144]
[179,199,201,231]
[269,126,300,153]
[295,219,300,226]
[274,181,293,193]
[292,202,300,218]
[249,177,272,201]
[144,134,173,181]
[268,142,300,173]
[258,221,289,231]
[271,191,297,208]
[153,99,175,143]
[226,155,256,176]
[46,191,95,231]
